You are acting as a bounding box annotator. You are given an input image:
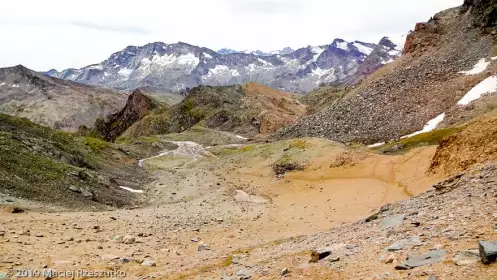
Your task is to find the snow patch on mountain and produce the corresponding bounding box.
[353,42,374,55]
[459,58,490,75]
[402,112,446,139]
[458,75,497,105]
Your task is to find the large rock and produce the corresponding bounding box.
[395,250,446,270]
[453,249,480,266]
[479,240,497,264]
[310,247,332,262]
[380,214,405,230]
[386,236,423,251]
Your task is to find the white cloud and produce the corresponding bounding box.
[0,0,463,71]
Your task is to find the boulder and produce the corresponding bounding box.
[395,250,446,270]
[453,249,480,266]
[310,247,332,262]
[479,240,497,264]
[380,214,405,230]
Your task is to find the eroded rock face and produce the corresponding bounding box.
[463,0,497,28]
[94,89,162,142]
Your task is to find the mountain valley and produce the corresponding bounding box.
[2,1,497,280]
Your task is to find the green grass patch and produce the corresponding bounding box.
[374,127,462,154]
[83,137,110,152]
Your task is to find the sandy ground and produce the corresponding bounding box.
[0,138,449,279]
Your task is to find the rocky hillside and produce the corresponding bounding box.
[44,38,401,93]
[89,83,307,141]
[276,1,497,144]
[166,83,307,137]
[0,113,147,210]
[90,89,169,142]
[0,65,127,132]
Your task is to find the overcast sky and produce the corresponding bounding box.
[0,0,463,71]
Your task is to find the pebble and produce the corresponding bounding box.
[198,243,211,251]
[280,268,290,276]
[141,259,156,267]
[123,235,136,244]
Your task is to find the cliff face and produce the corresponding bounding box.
[94,89,163,142]
[463,0,497,27]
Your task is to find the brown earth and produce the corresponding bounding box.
[0,137,452,280]
[430,112,497,175]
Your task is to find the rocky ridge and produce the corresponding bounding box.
[275,2,496,144]
[45,38,401,93]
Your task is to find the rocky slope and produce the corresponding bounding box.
[168,83,307,137]
[90,89,169,142]
[44,38,401,93]
[90,83,307,141]
[0,65,127,132]
[276,1,497,144]
[0,113,147,210]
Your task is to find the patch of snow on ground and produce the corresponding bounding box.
[86,64,104,70]
[388,49,401,57]
[401,113,446,139]
[0,83,5,86]
[353,43,374,55]
[336,41,349,51]
[257,58,271,66]
[367,142,385,148]
[312,67,334,77]
[203,65,240,79]
[458,75,497,105]
[235,135,248,140]
[119,186,144,194]
[204,53,213,59]
[492,56,497,60]
[118,68,133,77]
[459,58,490,75]
[310,46,326,62]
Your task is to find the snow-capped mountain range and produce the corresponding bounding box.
[45,37,403,93]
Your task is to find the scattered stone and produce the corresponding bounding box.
[479,240,497,264]
[384,253,398,264]
[280,268,290,276]
[0,231,5,237]
[111,235,123,243]
[97,245,103,250]
[141,259,156,267]
[235,269,251,280]
[101,254,120,261]
[380,214,405,230]
[190,237,200,242]
[328,256,340,262]
[198,243,211,251]
[35,233,44,238]
[310,247,332,262]
[453,249,480,266]
[120,257,133,264]
[395,250,446,270]
[364,212,378,222]
[122,235,136,244]
[386,236,422,251]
